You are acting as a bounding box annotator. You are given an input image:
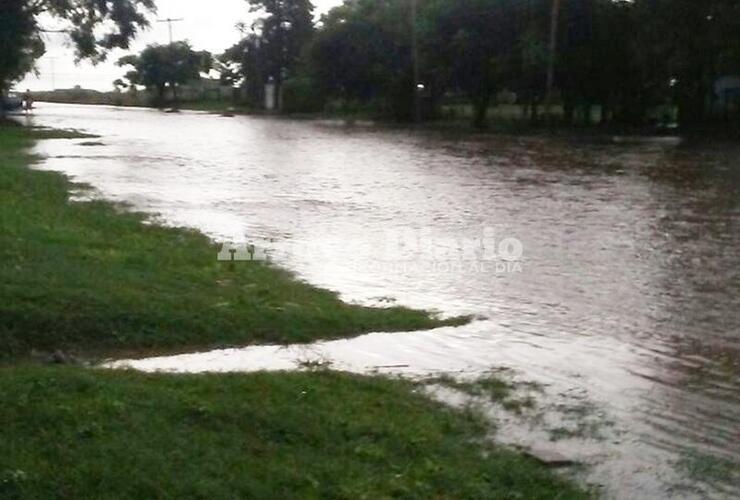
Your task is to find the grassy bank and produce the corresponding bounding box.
[0,366,589,499]
[0,125,465,360]
[0,124,590,499]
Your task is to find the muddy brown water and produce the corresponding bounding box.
[27,103,739,498]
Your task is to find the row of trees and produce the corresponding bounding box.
[218,0,740,128]
[2,1,739,128]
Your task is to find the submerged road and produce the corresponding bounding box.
[30,103,740,498]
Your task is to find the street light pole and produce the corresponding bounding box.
[411,0,421,123]
[545,0,562,121]
[157,17,184,44]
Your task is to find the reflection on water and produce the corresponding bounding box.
[30,103,739,499]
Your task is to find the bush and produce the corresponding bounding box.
[281,77,325,113]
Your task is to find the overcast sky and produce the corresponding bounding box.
[19,0,343,91]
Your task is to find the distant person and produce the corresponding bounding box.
[23,89,33,114]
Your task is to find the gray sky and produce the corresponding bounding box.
[19,0,343,91]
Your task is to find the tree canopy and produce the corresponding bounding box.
[0,0,155,97]
[118,43,213,105]
[304,0,740,128]
[0,1,44,98]
[220,0,315,109]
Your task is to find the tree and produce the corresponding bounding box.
[311,0,421,121]
[422,0,522,128]
[244,0,315,110]
[0,1,43,118]
[648,0,740,125]
[118,43,213,107]
[220,29,268,108]
[558,0,646,125]
[0,0,155,112]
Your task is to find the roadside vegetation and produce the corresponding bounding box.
[0,125,465,360]
[426,372,540,415]
[0,366,591,499]
[0,124,591,500]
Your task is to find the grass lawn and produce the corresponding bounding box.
[0,366,590,500]
[0,125,466,360]
[0,124,590,499]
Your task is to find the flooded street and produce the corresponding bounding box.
[30,103,739,498]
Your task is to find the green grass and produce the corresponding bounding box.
[0,365,590,500]
[429,374,514,400]
[24,127,100,140]
[0,125,466,359]
[427,373,538,415]
[0,125,590,499]
[675,450,740,486]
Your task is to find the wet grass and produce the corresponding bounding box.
[0,125,591,499]
[25,127,100,140]
[546,401,616,442]
[426,373,538,415]
[675,451,740,486]
[435,373,513,399]
[0,366,591,500]
[0,125,467,359]
[428,374,619,442]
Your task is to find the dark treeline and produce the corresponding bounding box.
[2,0,739,129]
[221,0,740,129]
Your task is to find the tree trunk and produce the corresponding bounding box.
[0,83,7,122]
[472,94,490,130]
[274,76,282,112]
[678,88,706,128]
[563,99,575,126]
[156,85,166,108]
[600,103,611,126]
[544,0,562,121]
[530,97,541,126]
[172,82,179,108]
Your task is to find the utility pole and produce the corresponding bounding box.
[48,56,58,91]
[157,17,184,44]
[157,17,184,107]
[545,0,562,121]
[411,0,421,123]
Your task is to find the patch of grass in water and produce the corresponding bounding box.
[0,365,592,499]
[426,372,539,415]
[0,125,468,360]
[546,401,616,442]
[27,127,100,139]
[676,450,740,485]
[547,422,608,442]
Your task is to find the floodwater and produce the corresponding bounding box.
[28,103,739,498]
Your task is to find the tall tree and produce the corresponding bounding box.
[0,1,43,117]
[245,0,314,110]
[220,27,269,108]
[118,43,213,106]
[558,0,645,125]
[311,0,419,120]
[422,0,522,128]
[634,0,740,125]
